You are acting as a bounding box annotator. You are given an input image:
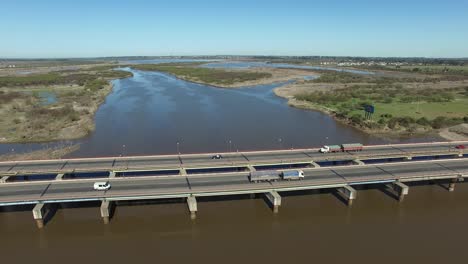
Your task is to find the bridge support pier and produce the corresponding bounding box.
[180,168,187,176]
[32,203,47,229]
[338,186,357,206]
[100,201,113,224]
[405,156,413,160]
[310,161,321,168]
[0,176,9,183]
[247,165,256,172]
[109,171,116,178]
[265,191,281,213]
[187,196,197,220]
[56,173,64,180]
[392,182,409,202]
[353,159,365,165]
[448,180,456,192]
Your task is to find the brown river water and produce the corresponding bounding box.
[0,66,462,263]
[1,183,468,264]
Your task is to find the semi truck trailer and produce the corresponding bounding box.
[249,170,304,183]
[319,143,364,153]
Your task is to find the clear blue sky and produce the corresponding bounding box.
[1,0,467,58]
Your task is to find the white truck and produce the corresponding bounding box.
[319,143,364,153]
[281,170,305,181]
[249,170,304,183]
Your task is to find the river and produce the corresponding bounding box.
[1,64,461,263]
[1,183,468,263]
[0,66,435,157]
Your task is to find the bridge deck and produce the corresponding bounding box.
[0,157,466,206]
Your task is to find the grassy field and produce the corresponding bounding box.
[291,69,468,134]
[371,98,468,119]
[132,63,272,86]
[397,65,468,75]
[354,64,468,78]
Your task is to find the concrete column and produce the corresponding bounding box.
[0,176,10,183]
[405,156,413,160]
[100,200,113,224]
[187,196,197,220]
[265,191,281,213]
[310,161,321,168]
[353,159,365,165]
[32,203,46,229]
[338,186,357,206]
[247,165,256,172]
[180,168,187,176]
[109,171,116,178]
[448,181,456,192]
[55,173,65,180]
[393,182,409,202]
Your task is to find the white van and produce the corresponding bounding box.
[93,181,111,191]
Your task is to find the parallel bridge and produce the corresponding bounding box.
[0,141,466,228]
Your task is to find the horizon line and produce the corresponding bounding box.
[1,55,468,60]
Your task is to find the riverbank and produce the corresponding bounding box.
[275,71,468,140]
[0,144,80,161]
[0,65,132,143]
[131,63,316,88]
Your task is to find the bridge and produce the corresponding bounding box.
[0,141,466,228]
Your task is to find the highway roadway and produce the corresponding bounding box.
[0,141,465,175]
[1,158,466,206]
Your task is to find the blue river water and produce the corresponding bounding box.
[0,63,436,157]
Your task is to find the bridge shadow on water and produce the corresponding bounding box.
[0,204,34,213]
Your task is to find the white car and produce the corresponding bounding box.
[93,181,111,191]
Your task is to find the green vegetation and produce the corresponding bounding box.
[356,65,468,81]
[310,71,440,84]
[295,84,468,132]
[394,65,468,75]
[310,71,371,83]
[0,66,133,142]
[0,68,132,88]
[132,63,272,86]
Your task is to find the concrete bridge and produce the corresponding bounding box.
[0,141,466,228]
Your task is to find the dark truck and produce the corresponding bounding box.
[319,143,364,153]
[249,170,304,183]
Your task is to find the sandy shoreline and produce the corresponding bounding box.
[137,67,319,88]
[0,144,80,161]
